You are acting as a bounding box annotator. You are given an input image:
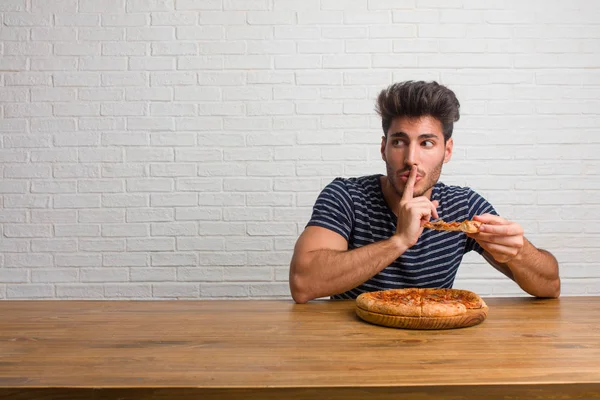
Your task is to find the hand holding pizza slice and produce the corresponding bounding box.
[467,214,525,264]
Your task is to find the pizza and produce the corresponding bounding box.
[423,219,482,233]
[356,288,486,318]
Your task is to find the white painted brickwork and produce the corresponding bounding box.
[1,0,599,299]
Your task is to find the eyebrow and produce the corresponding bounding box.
[389,132,440,140]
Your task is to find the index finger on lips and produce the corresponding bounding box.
[402,164,417,201]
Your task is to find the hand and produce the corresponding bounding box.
[395,165,439,248]
[467,214,525,264]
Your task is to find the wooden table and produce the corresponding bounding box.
[1,297,600,400]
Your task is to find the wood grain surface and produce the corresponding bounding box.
[355,304,488,329]
[1,297,600,399]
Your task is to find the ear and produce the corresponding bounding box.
[443,138,453,163]
[380,135,387,162]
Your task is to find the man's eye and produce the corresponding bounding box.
[422,140,434,148]
[392,140,404,146]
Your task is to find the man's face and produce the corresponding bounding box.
[381,116,453,198]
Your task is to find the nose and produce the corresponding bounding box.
[404,142,419,167]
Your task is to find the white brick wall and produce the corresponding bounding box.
[1,0,599,300]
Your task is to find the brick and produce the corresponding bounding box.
[54,42,100,56]
[54,72,100,87]
[151,133,196,146]
[198,71,245,86]
[79,209,125,223]
[178,267,223,282]
[131,268,176,282]
[178,56,223,70]
[127,208,174,223]
[54,225,100,238]
[248,252,291,266]
[151,193,197,207]
[127,0,173,11]
[4,13,51,26]
[102,194,148,208]
[130,57,175,71]
[224,267,272,282]
[247,223,296,236]
[198,11,246,25]
[126,147,173,162]
[249,283,290,298]
[31,239,77,252]
[127,238,176,251]
[177,26,223,40]
[8,284,54,299]
[104,284,152,298]
[5,72,51,86]
[200,283,249,298]
[223,208,271,222]
[175,0,220,9]
[0,209,27,222]
[175,207,222,221]
[297,11,343,25]
[224,55,271,69]
[247,162,295,176]
[102,13,148,26]
[177,238,224,251]
[0,269,28,283]
[81,268,128,282]
[54,194,101,208]
[246,193,294,206]
[247,132,295,147]
[152,252,198,266]
[152,42,197,56]
[150,163,196,177]
[102,42,147,56]
[5,42,51,56]
[152,12,197,25]
[79,239,125,252]
[198,193,245,206]
[104,253,148,267]
[176,178,222,191]
[79,56,127,71]
[4,164,51,178]
[153,283,198,298]
[0,181,28,194]
[127,27,175,41]
[5,253,53,267]
[31,210,77,223]
[101,163,146,177]
[103,223,149,237]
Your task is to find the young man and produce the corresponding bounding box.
[289,81,560,304]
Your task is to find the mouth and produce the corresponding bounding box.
[399,171,423,183]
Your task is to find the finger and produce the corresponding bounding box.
[479,224,523,236]
[431,200,439,220]
[401,164,417,201]
[471,234,522,247]
[473,214,507,225]
[405,198,438,219]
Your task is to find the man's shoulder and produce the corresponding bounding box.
[326,174,382,194]
[433,182,480,199]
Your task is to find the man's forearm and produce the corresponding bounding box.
[290,236,408,303]
[505,239,560,298]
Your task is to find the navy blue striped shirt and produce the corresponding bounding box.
[306,174,497,300]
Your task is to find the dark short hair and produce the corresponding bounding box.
[375,80,460,141]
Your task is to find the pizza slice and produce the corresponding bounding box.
[423,219,482,233]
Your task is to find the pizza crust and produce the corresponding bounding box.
[423,219,482,233]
